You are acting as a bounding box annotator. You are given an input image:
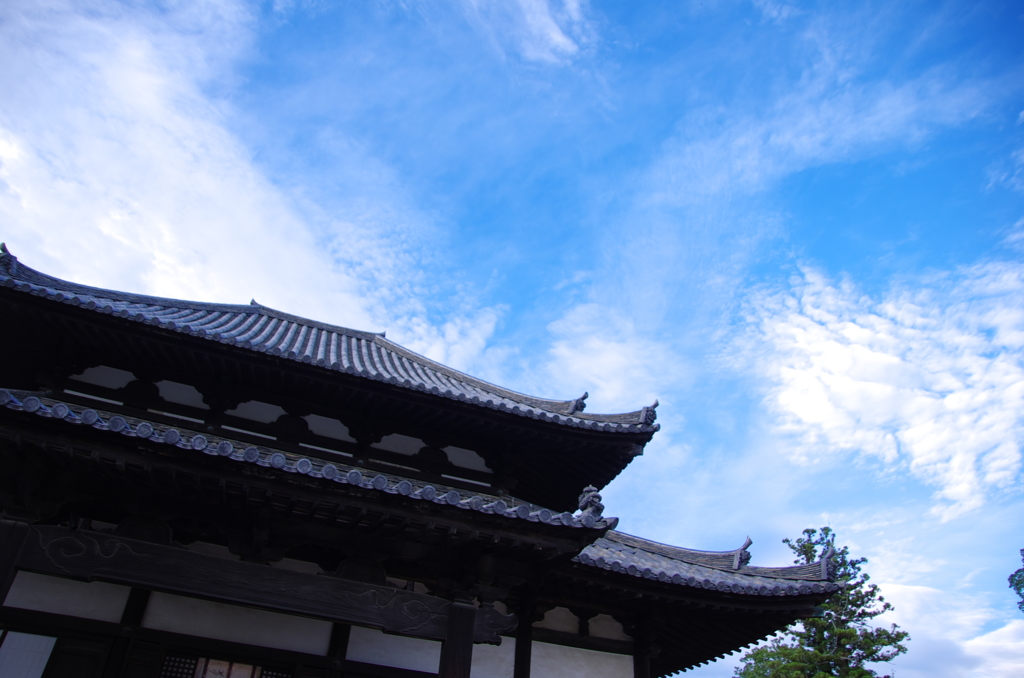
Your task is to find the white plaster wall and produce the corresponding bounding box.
[531,642,632,678]
[533,607,578,633]
[155,380,210,409]
[0,631,57,678]
[470,638,515,678]
[443,446,492,473]
[303,415,355,441]
[374,434,424,456]
[69,366,135,389]
[226,401,287,423]
[346,626,441,673]
[142,593,332,655]
[3,571,130,623]
[590,614,631,641]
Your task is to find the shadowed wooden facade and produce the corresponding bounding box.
[0,245,839,678]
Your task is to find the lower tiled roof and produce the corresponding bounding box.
[575,532,841,597]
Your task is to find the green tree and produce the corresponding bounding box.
[734,527,909,678]
[1010,548,1024,614]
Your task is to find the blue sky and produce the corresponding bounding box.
[2,0,1024,675]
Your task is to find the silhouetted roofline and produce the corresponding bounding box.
[0,245,660,434]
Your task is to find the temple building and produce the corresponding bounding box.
[0,244,839,678]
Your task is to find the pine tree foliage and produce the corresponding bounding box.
[1010,548,1024,614]
[733,527,909,678]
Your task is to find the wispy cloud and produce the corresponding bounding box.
[542,302,683,411]
[989,145,1024,194]
[740,263,1024,519]
[457,0,595,63]
[647,67,991,206]
[0,0,502,370]
[643,2,999,208]
[879,584,1024,678]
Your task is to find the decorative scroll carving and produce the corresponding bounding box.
[476,603,520,638]
[17,526,516,643]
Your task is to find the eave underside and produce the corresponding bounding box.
[0,408,838,677]
[538,565,831,675]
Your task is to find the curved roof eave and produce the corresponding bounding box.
[0,246,660,434]
[575,530,840,594]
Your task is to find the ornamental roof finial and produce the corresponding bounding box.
[0,243,17,274]
[641,399,659,425]
[570,391,589,414]
[577,484,604,519]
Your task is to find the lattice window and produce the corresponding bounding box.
[160,655,198,678]
[160,654,292,678]
[258,669,293,678]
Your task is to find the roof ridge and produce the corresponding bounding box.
[606,530,832,580]
[576,536,842,595]
[377,335,585,413]
[607,531,752,570]
[248,300,384,341]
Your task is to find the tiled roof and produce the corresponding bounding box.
[0,247,658,434]
[0,388,616,531]
[575,531,841,597]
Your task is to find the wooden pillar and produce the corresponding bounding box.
[633,648,651,678]
[0,519,28,603]
[633,618,652,678]
[327,623,351,678]
[513,616,533,678]
[438,600,476,678]
[328,623,351,660]
[101,588,151,678]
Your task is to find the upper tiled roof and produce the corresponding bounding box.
[0,246,659,434]
[574,531,840,597]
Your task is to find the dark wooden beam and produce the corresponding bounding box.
[14,524,515,644]
[0,518,28,602]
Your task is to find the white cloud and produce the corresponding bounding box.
[394,305,508,375]
[752,0,800,23]
[741,264,1024,520]
[458,0,594,64]
[0,0,365,319]
[963,620,1024,677]
[0,0,500,369]
[989,145,1024,194]
[644,3,994,208]
[879,584,1024,678]
[648,69,989,206]
[544,303,680,412]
